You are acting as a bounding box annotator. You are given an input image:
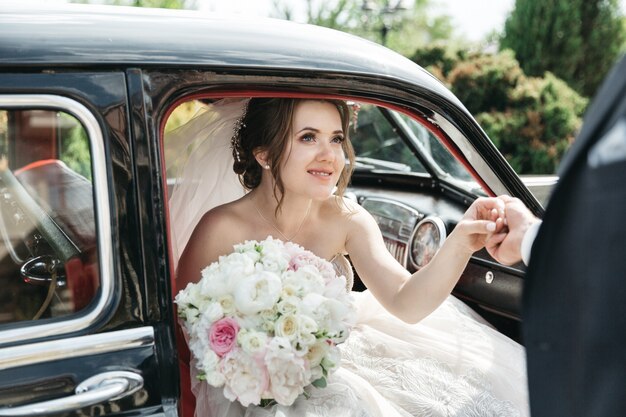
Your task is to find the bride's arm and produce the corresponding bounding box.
[345,197,503,324]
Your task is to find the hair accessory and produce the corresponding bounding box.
[350,101,361,131]
[231,100,250,162]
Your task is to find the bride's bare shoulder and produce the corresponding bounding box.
[178,198,251,283]
[195,198,250,236]
[327,195,365,218]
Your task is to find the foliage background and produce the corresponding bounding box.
[75,0,626,175]
[501,0,625,98]
[273,0,624,174]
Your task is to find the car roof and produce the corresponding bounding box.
[0,3,462,106]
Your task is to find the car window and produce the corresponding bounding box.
[352,104,485,196]
[164,101,432,176]
[0,107,98,325]
[163,99,484,197]
[397,113,473,182]
[351,103,427,173]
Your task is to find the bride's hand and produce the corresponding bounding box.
[450,197,505,254]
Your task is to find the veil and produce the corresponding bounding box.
[166,98,249,271]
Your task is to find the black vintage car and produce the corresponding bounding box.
[0,4,542,416]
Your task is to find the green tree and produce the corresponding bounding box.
[501,0,624,97]
[412,48,588,174]
[454,52,587,174]
[69,0,195,9]
[271,0,454,57]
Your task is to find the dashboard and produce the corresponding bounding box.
[348,184,466,271]
[348,182,526,340]
[358,196,449,272]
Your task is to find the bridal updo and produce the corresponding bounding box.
[232,98,355,207]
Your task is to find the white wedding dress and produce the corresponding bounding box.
[166,99,530,417]
[188,254,529,417]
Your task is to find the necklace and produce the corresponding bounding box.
[254,198,312,242]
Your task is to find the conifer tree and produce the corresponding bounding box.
[501,0,624,97]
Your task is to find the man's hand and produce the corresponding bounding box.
[451,197,506,254]
[486,195,540,265]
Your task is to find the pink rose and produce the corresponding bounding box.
[209,317,240,357]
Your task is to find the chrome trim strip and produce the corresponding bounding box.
[360,196,421,218]
[0,327,154,371]
[0,95,114,346]
[431,113,514,198]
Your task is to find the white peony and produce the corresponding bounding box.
[234,271,282,315]
[221,349,269,407]
[199,269,231,299]
[201,252,255,297]
[323,274,348,299]
[265,337,311,406]
[291,265,326,294]
[276,295,300,315]
[205,369,226,387]
[200,349,224,386]
[258,236,288,256]
[175,282,205,325]
[298,314,318,336]
[181,305,200,325]
[188,337,207,366]
[234,240,262,263]
[174,281,197,305]
[198,302,224,328]
[257,245,290,273]
[301,293,352,341]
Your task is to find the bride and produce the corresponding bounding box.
[169,97,529,417]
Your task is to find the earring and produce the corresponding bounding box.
[264,164,270,170]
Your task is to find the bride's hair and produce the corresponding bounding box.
[232,98,355,211]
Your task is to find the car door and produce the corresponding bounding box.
[0,71,177,416]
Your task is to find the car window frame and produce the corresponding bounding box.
[0,94,114,347]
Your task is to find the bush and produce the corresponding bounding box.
[409,44,463,79]
[411,48,587,174]
[448,50,524,114]
[479,71,587,174]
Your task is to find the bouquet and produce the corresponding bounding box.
[175,236,355,407]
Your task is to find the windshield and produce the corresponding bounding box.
[351,104,485,196]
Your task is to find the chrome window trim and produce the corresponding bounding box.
[430,113,509,195]
[0,327,154,371]
[0,94,113,347]
[360,196,421,219]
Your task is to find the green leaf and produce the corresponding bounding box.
[311,377,327,388]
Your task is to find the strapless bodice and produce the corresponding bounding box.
[329,254,354,291]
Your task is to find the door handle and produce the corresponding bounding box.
[0,371,144,416]
[20,255,66,287]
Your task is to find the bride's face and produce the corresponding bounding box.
[279,100,346,200]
